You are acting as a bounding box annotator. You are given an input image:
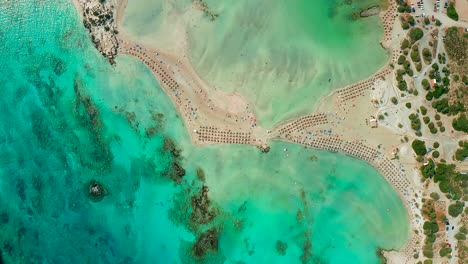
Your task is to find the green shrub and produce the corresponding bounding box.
[409,28,424,42]
[401,39,410,50]
[454,141,468,161]
[424,17,430,25]
[422,48,432,64]
[455,232,466,240]
[420,106,427,115]
[448,201,464,217]
[422,78,430,90]
[432,151,439,158]
[398,55,406,65]
[453,114,468,133]
[433,142,439,148]
[411,50,420,62]
[416,63,422,72]
[406,102,412,109]
[430,192,439,200]
[412,139,427,156]
[439,247,452,257]
[398,80,408,91]
[447,3,459,21]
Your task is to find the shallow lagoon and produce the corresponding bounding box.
[122,0,389,127]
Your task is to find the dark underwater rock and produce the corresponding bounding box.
[167,162,186,183]
[163,138,181,158]
[196,167,206,182]
[190,185,216,226]
[192,228,219,258]
[276,240,288,256]
[0,212,9,224]
[86,180,107,202]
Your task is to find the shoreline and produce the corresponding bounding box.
[74,0,429,262]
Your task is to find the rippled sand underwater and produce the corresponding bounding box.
[0,0,407,263]
[122,0,389,127]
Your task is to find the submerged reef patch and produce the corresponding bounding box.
[145,112,165,138]
[192,227,219,258]
[276,240,288,256]
[73,76,114,171]
[162,137,186,183]
[190,185,217,227]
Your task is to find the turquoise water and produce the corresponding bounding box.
[0,0,408,263]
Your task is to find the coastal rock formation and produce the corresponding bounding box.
[86,180,107,202]
[76,0,119,64]
[360,6,380,18]
[258,144,270,153]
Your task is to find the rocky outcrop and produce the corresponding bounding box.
[76,0,119,64]
[360,6,380,17]
[86,180,107,202]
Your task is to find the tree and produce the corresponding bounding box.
[454,141,468,161]
[409,28,424,42]
[447,3,459,21]
[398,55,406,65]
[455,232,466,240]
[430,192,440,200]
[412,139,427,156]
[401,39,410,50]
[452,114,468,133]
[448,201,464,217]
[424,17,430,25]
[439,246,452,257]
[420,106,427,115]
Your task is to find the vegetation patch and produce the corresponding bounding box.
[444,27,467,67]
[447,3,459,21]
[409,27,424,43]
[454,141,468,161]
[412,139,427,156]
[453,114,468,133]
[421,160,466,201]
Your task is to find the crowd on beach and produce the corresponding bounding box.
[118,39,263,146]
[337,67,392,103]
[196,126,252,144]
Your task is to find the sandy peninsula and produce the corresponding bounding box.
[73,0,468,263]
